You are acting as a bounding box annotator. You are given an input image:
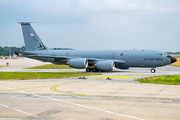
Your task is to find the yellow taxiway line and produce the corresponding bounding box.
[51,83,146,102]
[1,77,146,102]
[51,84,127,100]
[2,74,140,92]
[2,80,85,92]
[3,85,54,91]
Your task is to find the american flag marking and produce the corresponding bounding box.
[31,33,35,36]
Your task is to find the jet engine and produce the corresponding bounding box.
[118,67,129,70]
[96,60,115,71]
[68,58,88,69]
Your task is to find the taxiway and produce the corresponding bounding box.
[0,58,180,120]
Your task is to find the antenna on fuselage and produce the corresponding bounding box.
[18,22,38,24]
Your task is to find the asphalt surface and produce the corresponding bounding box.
[0,58,180,120]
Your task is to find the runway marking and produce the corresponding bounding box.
[3,85,54,91]
[91,75,138,79]
[0,104,37,117]
[0,104,9,108]
[1,85,144,120]
[17,90,27,93]
[46,98,144,120]
[31,93,40,97]
[4,86,13,89]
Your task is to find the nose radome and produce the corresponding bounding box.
[167,56,177,63]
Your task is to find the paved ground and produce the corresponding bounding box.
[0,58,180,120]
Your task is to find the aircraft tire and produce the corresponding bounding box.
[92,68,98,72]
[151,69,156,73]
[86,68,92,72]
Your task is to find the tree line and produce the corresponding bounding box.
[166,51,180,54]
[0,46,26,56]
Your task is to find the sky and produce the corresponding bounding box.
[0,0,180,52]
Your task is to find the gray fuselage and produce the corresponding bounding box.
[26,49,172,68]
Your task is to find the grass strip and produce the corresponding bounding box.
[170,64,180,67]
[135,75,180,85]
[0,72,101,80]
[24,64,73,69]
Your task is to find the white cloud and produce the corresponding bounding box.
[126,3,139,10]
[79,0,139,11]
[144,3,156,12]
[20,0,141,15]
[1,0,180,51]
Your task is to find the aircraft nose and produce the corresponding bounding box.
[167,56,177,63]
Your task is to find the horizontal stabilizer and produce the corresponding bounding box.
[5,49,34,55]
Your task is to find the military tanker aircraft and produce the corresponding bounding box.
[14,22,177,73]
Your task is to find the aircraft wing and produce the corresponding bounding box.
[26,55,126,64]
[11,50,126,64]
[111,60,126,64]
[86,58,125,63]
[27,55,70,59]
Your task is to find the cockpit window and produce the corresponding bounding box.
[159,54,168,56]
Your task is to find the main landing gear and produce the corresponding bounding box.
[151,68,156,73]
[86,68,99,72]
[86,68,92,72]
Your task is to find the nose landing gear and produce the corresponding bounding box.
[151,68,156,73]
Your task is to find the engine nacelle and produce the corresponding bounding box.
[68,58,88,69]
[118,67,129,70]
[96,60,115,71]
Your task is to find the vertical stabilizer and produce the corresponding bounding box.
[20,22,49,51]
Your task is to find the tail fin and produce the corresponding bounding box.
[19,22,49,51]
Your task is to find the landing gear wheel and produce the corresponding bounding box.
[92,68,98,72]
[151,68,156,73]
[86,68,92,72]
